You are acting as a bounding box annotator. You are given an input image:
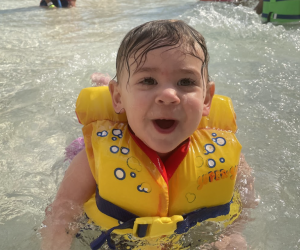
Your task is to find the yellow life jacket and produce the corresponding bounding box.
[76,86,242,242]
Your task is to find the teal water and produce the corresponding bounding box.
[0,0,300,249]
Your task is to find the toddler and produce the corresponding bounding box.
[41,19,257,250]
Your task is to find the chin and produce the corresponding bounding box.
[144,136,181,154]
[152,144,177,155]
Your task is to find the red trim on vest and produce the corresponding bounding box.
[128,127,190,182]
[164,138,190,180]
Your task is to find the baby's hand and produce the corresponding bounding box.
[213,233,247,250]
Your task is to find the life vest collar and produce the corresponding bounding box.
[128,126,190,183]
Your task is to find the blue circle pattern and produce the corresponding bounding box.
[112,129,122,137]
[114,168,126,180]
[203,134,227,169]
[212,137,226,146]
[204,144,215,155]
[112,137,117,141]
[137,185,149,193]
[130,172,136,178]
[110,146,119,154]
[121,147,130,155]
[207,159,216,168]
[97,130,108,137]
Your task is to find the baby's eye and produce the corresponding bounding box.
[139,77,157,85]
[177,78,196,86]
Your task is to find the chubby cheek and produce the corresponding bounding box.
[184,96,204,122]
[124,102,147,132]
[125,108,141,126]
[125,92,148,110]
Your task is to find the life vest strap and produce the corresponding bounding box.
[95,185,139,222]
[91,187,232,250]
[175,202,231,234]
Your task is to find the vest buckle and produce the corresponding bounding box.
[132,215,184,238]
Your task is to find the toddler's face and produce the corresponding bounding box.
[111,45,214,159]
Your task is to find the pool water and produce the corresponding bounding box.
[0,0,300,249]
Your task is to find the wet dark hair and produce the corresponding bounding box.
[115,19,210,84]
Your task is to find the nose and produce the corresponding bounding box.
[155,87,180,105]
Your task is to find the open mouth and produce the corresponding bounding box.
[153,119,177,133]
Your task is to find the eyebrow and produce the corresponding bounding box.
[133,67,201,76]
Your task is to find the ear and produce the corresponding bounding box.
[109,80,124,113]
[202,81,215,116]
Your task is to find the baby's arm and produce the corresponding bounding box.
[41,149,96,250]
[210,154,259,249]
[236,153,259,209]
